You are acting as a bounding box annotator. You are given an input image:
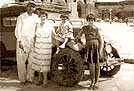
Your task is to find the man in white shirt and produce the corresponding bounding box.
[15,1,39,85]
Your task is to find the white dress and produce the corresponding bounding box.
[32,20,54,72]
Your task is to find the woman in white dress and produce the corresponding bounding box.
[31,11,56,87]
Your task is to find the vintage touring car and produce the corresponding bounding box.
[0,1,134,87]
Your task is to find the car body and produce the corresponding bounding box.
[0,2,69,60]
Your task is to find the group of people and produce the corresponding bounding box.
[15,1,103,90]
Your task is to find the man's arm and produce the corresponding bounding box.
[15,15,24,50]
[15,15,22,41]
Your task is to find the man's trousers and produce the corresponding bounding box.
[16,38,34,83]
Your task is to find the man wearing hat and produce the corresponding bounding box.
[75,14,103,90]
[55,14,74,53]
[15,1,40,85]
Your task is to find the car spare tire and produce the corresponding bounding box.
[51,47,84,87]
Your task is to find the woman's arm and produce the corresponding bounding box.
[74,28,83,42]
[97,29,104,55]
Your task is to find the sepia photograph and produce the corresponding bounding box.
[0,0,134,91]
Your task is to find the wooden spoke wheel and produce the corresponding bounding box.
[51,48,84,87]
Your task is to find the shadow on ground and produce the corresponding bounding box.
[0,79,88,91]
[0,64,88,91]
[0,59,114,91]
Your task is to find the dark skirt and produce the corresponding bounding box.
[86,40,99,63]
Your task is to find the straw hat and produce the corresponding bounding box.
[86,13,96,21]
[27,1,36,7]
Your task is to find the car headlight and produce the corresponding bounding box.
[105,43,112,54]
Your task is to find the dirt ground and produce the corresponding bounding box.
[1,63,134,91]
[0,65,92,91]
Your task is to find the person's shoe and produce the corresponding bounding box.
[92,85,99,90]
[36,81,43,85]
[25,81,32,85]
[92,83,99,90]
[59,44,65,48]
[42,84,48,88]
[88,84,93,89]
[20,82,26,85]
[55,48,60,54]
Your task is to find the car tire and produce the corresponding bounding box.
[51,47,84,87]
[100,47,121,77]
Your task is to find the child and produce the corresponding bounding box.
[75,14,103,90]
[55,14,74,53]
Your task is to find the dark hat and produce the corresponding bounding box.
[86,14,95,21]
[27,1,36,7]
[60,14,69,19]
[40,10,48,18]
[35,7,48,18]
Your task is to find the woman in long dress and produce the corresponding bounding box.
[31,11,56,87]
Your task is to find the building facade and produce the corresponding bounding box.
[95,0,134,20]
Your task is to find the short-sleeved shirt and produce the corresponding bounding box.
[15,12,40,41]
[82,25,100,46]
[56,20,74,39]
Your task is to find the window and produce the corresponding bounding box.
[3,17,17,27]
[77,4,82,18]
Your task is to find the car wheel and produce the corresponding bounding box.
[100,46,121,77]
[51,47,84,87]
